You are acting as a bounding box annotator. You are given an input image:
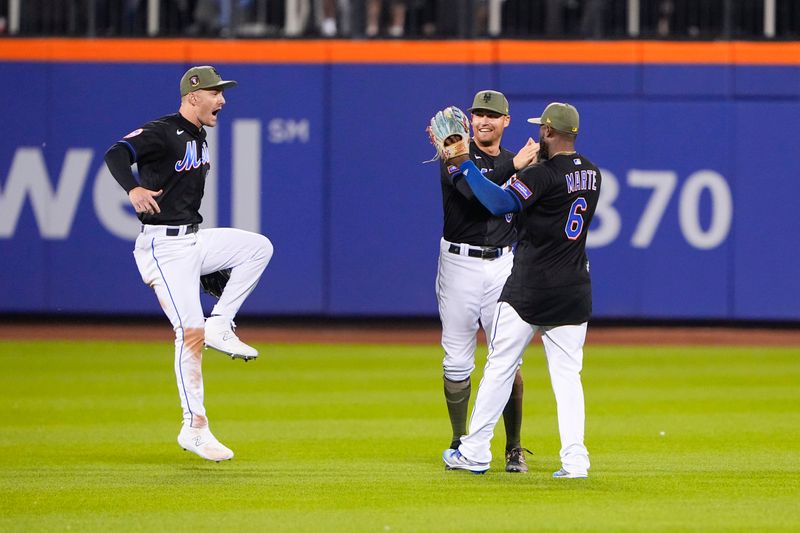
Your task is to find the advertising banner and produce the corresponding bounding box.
[1,41,798,320]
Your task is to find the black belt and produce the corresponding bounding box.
[448,243,509,259]
[167,224,198,236]
[141,223,199,236]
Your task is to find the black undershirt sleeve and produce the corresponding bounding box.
[492,155,517,183]
[104,143,139,193]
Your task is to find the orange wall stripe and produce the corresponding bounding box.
[0,38,798,66]
[641,41,733,64]
[326,40,497,63]
[187,39,330,62]
[496,40,641,63]
[732,41,800,65]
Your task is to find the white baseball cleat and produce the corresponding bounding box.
[442,448,490,474]
[177,425,234,462]
[204,315,258,361]
[552,468,588,479]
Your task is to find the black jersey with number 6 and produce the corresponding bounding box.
[499,153,602,325]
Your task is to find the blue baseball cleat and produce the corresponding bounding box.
[552,468,588,479]
[442,448,490,474]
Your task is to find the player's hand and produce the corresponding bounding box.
[513,138,539,170]
[129,187,163,215]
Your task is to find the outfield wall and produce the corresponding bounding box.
[1,39,798,320]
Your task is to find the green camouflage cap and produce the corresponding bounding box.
[527,102,579,134]
[180,66,238,96]
[467,90,509,115]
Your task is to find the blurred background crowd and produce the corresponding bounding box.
[0,0,798,39]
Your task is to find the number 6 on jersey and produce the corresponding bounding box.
[565,197,588,240]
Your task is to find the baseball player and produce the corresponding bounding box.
[433,102,600,478]
[104,66,273,462]
[434,90,538,472]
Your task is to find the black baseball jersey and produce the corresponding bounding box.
[440,142,517,246]
[106,113,209,226]
[499,153,602,325]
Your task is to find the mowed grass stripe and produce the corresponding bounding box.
[0,340,798,532]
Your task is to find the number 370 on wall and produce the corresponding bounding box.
[587,169,733,250]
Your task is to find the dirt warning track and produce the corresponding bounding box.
[1,319,799,346]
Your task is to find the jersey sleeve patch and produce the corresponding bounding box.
[447,165,459,175]
[123,128,143,139]
[501,174,517,189]
[510,178,533,200]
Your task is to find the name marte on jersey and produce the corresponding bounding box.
[565,169,598,194]
[175,140,210,172]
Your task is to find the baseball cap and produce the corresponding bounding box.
[527,102,579,134]
[180,66,238,97]
[467,90,509,115]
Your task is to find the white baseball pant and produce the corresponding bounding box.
[436,238,514,381]
[459,302,590,475]
[133,225,273,428]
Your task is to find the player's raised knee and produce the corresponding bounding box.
[255,235,274,264]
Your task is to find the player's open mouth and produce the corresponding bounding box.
[212,109,221,116]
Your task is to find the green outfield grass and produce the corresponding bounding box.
[1,338,799,532]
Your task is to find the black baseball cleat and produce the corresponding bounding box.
[505,447,533,473]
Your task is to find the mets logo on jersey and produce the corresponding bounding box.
[509,178,533,199]
[175,140,210,172]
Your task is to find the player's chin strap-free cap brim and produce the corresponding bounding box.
[207,80,237,91]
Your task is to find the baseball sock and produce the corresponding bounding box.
[444,376,471,449]
[503,369,524,451]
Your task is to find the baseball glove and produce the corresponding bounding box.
[426,106,470,161]
[200,268,231,299]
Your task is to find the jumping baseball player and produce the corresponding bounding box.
[432,90,538,472]
[431,102,600,478]
[104,66,273,462]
